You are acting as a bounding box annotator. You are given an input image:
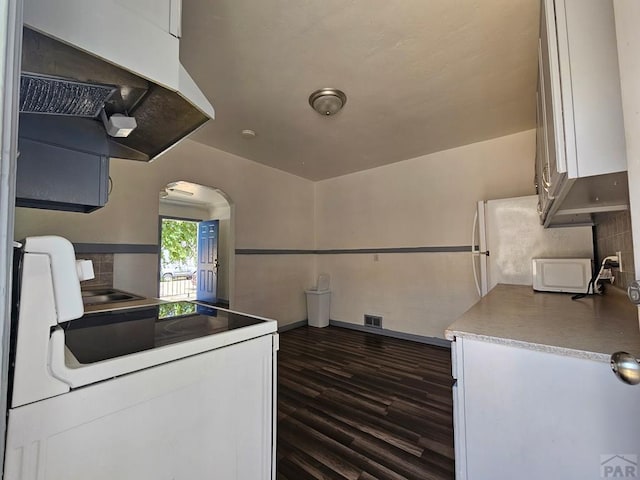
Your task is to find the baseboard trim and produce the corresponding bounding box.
[329,320,451,348]
[278,319,308,332]
[277,319,451,348]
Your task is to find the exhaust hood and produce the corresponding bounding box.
[20,1,215,162]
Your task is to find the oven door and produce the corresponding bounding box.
[5,333,277,480]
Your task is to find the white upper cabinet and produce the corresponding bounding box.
[558,0,627,178]
[539,1,566,196]
[537,0,629,226]
[20,0,214,167]
[23,0,182,93]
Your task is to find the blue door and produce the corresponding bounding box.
[196,220,218,304]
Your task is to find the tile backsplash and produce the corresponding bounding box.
[594,211,635,291]
[76,253,113,288]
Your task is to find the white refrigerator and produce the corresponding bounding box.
[471,195,594,297]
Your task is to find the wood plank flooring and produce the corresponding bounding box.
[277,326,455,480]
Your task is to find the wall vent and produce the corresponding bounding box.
[364,314,382,328]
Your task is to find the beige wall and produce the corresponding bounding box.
[15,139,316,325]
[15,140,315,248]
[14,130,535,334]
[315,130,536,338]
[235,254,314,327]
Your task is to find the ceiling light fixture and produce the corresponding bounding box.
[241,129,256,139]
[308,88,347,116]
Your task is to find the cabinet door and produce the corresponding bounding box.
[451,340,468,480]
[458,338,640,480]
[4,335,275,480]
[535,87,550,219]
[539,0,567,197]
[23,0,181,91]
[558,0,627,178]
[536,42,552,218]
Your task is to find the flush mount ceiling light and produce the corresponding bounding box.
[308,88,347,116]
[241,129,256,139]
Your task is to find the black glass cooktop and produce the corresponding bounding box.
[60,302,264,364]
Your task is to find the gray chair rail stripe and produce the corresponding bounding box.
[73,245,471,255]
[73,243,159,254]
[236,245,472,255]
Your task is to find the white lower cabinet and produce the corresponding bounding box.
[4,335,277,480]
[452,337,640,480]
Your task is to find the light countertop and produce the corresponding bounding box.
[445,284,640,362]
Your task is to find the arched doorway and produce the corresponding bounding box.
[158,181,234,308]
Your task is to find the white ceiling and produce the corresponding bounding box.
[180,0,540,181]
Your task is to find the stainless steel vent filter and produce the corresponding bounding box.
[20,73,117,117]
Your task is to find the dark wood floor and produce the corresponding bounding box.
[277,326,455,480]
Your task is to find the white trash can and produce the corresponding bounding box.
[305,274,331,328]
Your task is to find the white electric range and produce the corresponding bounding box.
[5,236,278,480]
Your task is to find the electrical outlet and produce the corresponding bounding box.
[599,268,614,280]
[617,251,624,272]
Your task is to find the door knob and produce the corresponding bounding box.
[611,351,640,385]
[627,280,640,304]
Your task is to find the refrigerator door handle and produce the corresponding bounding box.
[472,210,482,297]
[471,209,479,255]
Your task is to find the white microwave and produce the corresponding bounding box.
[532,258,593,293]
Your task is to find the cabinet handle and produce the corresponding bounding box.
[542,164,552,189]
[541,164,555,199]
[611,352,640,385]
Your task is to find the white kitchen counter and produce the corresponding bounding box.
[445,284,640,362]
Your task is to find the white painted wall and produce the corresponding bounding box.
[315,130,536,338]
[15,139,316,326]
[15,140,315,248]
[15,131,534,334]
[113,254,158,298]
[235,254,314,328]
